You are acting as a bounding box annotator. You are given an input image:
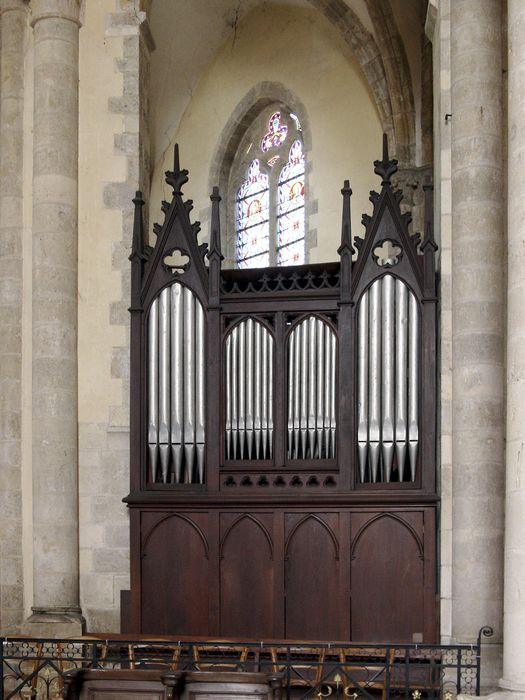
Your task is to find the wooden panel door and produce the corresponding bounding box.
[219,513,274,637]
[284,513,341,639]
[350,510,429,642]
[141,513,210,635]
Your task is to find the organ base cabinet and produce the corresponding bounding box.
[124,138,439,642]
[126,506,436,642]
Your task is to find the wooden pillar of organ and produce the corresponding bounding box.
[123,137,438,643]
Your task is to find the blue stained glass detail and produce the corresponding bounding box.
[277,140,305,266]
[236,159,270,268]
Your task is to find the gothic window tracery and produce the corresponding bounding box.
[234,109,305,268]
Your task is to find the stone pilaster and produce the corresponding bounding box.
[25,0,84,635]
[0,0,28,634]
[76,0,153,632]
[502,0,525,693]
[450,0,504,689]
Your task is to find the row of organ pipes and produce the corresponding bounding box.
[287,318,337,459]
[225,319,273,460]
[146,276,419,482]
[224,317,337,461]
[357,274,419,482]
[148,283,206,483]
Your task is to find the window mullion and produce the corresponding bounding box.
[269,167,279,267]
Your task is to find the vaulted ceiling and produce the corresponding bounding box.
[148,0,428,167]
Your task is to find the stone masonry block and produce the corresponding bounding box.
[104,181,136,210]
[114,132,139,156]
[108,95,139,115]
[92,548,129,575]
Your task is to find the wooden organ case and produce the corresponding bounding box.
[123,138,438,643]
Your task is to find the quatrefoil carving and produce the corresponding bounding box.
[373,239,402,267]
[163,248,190,274]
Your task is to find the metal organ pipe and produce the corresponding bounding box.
[315,319,325,458]
[245,318,254,459]
[147,282,206,484]
[381,275,395,482]
[329,328,337,459]
[254,322,262,459]
[368,281,381,482]
[308,317,316,459]
[323,324,332,459]
[224,319,274,460]
[261,330,269,458]
[147,298,159,482]
[293,323,301,458]
[357,291,369,482]
[195,301,206,483]
[171,283,184,483]
[237,320,246,459]
[158,288,171,483]
[395,280,408,481]
[225,333,232,460]
[408,292,419,481]
[288,331,295,458]
[356,274,419,483]
[183,287,196,483]
[300,322,308,459]
[268,332,274,455]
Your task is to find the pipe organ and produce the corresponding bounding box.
[125,139,438,644]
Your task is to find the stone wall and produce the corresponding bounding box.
[77,0,152,632]
[429,0,453,646]
[0,0,28,634]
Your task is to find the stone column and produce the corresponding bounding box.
[0,0,27,633]
[450,0,504,688]
[502,0,525,693]
[25,0,84,635]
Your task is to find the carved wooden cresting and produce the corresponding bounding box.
[124,137,438,643]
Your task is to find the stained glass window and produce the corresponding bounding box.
[236,159,270,268]
[234,109,305,269]
[277,140,305,266]
[261,112,288,152]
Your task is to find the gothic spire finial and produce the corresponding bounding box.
[208,186,224,261]
[165,143,189,194]
[338,180,354,303]
[130,190,145,261]
[421,178,438,252]
[337,180,354,256]
[374,133,398,185]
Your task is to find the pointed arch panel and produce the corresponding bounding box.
[350,511,424,642]
[285,514,341,639]
[219,514,274,637]
[141,513,210,635]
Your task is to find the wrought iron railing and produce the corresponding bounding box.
[1,628,493,700]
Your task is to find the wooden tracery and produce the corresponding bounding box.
[124,136,438,642]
